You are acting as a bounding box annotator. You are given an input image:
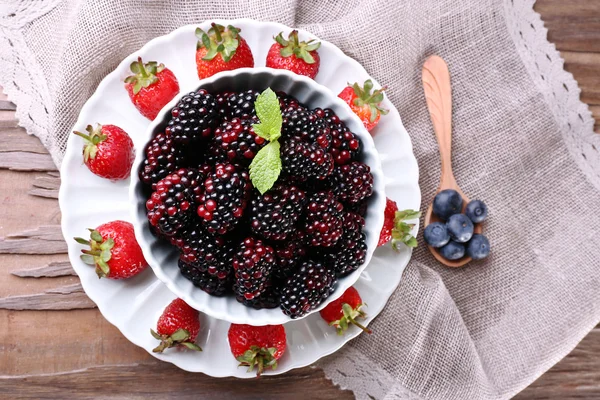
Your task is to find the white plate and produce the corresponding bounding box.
[59,19,420,377]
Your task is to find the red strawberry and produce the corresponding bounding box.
[151,298,202,353]
[74,124,134,180]
[228,324,286,376]
[320,286,372,335]
[195,23,254,79]
[124,57,180,120]
[74,220,148,279]
[338,79,388,132]
[378,197,398,246]
[266,30,320,79]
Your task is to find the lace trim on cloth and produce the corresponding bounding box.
[504,0,600,191]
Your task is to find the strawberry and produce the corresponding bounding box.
[228,324,286,376]
[338,79,388,132]
[378,197,398,246]
[320,286,372,335]
[195,23,254,79]
[151,298,202,353]
[124,57,180,120]
[74,220,148,279]
[74,124,134,180]
[378,198,420,250]
[265,30,320,79]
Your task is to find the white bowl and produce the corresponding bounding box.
[130,67,386,325]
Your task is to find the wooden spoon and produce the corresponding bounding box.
[422,55,482,268]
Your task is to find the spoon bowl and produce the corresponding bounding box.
[422,55,483,267]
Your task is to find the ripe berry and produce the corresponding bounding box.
[250,184,306,241]
[338,80,388,132]
[282,109,331,150]
[228,324,286,376]
[273,231,307,281]
[233,237,276,308]
[277,92,307,113]
[176,225,234,296]
[423,222,450,248]
[139,131,186,190]
[446,213,474,243]
[74,124,134,181]
[227,90,259,120]
[378,197,398,246]
[466,234,491,260]
[74,220,148,279]
[210,118,266,165]
[279,260,336,319]
[197,163,251,235]
[318,108,361,165]
[320,287,372,335]
[432,189,463,221]
[330,162,374,204]
[281,139,333,182]
[321,227,367,277]
[304,191,344,247]
[168,89,219,145]
[439,240,465,260]
[151,298,202,353]
[266,30,321,79]
[195,24,254,79]
[465,200,488,223]
[146,168,205,237]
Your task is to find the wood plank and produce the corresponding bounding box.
[28,172,61,199]
[0,283,95,310]
[0,100,16,111]
[0,151,57,171]
[11,261,75,278]
[0,363,353,400]
[0,225,67,254]
[561,51,600,105]
[0,128,51,154]
[535,0,600,53]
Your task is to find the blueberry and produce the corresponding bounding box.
[438,240,465,260]
[446,214,474,243]
[466,234,490,260]
[465,200,488,223]
[432,189,463,220]
[423,222,450,248]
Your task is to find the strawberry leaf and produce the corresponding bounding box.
[391,209,420,251]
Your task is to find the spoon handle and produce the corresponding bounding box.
[422,55,456,188]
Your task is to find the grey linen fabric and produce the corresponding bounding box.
[2,0,600,398]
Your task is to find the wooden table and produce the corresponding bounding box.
[1,1,599,398]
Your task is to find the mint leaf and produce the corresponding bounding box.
[249,141,282,194]
[252,88,282,141]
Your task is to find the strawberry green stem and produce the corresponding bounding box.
[212,23,222,42]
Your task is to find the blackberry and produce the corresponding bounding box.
[227,90,259,120]
[321,228,367,277]
[209,118,267,166]
[168,89,219,145]
[273,231,307,281]
[330,162,374,204]
[343,211,365,231]
[215,91,232,119]
[179,257,232,296]
[250,184,306,241]
[303,191,344,247]
[281,139,334,182]
[197,163,251,235]
[139,131,188,190]
[241,284,280,309]
[279,260,336,318]
[317,108,361,165]
[282,109,331,150]
[146,168,205,236]
[346,199,368,217]
[233,237,276,307]
[277,92,306,113]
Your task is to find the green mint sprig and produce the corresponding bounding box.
[249,88,283,194]
[392,209,421,251]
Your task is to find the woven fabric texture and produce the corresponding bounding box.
[2,1,600,399]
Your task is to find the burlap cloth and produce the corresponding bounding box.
[2,0,600,398]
